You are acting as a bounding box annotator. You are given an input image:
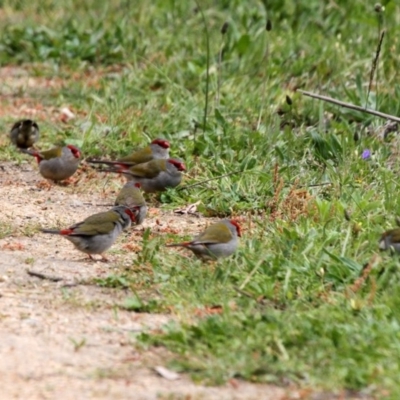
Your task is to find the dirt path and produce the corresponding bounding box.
[0,161,286,400]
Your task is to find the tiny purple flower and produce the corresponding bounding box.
[362,149,371,159]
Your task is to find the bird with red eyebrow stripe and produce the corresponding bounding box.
[41,206,136,261]
[87,138,170,168]
[103,158,186,193]
[114,182,147,225]
[23,144,81,182]
[166,219,241,260]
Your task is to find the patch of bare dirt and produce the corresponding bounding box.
[0,161,286,400]
[0,65,116,123]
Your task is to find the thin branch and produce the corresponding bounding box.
[82,202,113,206]
[298,90,400,123]
[216,22,228,107]
[298,182,332,188]
[257,20,272,130]
[27,269,89,288]
[193,0,210,154]
[233,286,257,300]
[181,173,332,193]
[216,43,223,106]
[27,269,63,282]
[366,30,385,108]
[178,170,241,191]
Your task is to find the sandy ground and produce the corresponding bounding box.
[0,161,287,400]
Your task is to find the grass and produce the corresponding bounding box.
[0,221,13,239]
[1,0,400,397]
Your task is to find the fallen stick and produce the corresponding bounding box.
[178,170,241,191]
[27,269,85,288]
[27,269,63,282]
[298,89,400,123]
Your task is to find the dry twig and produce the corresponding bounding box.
[298,90,400,123]
[348,254,381,294]
[178,170,241,191]
[366,30,385,108]
[27,269,63,282]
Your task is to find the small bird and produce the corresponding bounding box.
[41,206,136,261]
[104,158,186,193]
[379,229,400,253]
[166,219,241,260]
[10,119,40,149]
[115,182,147,225]
[87,138,170,167]
[23,145,81,181]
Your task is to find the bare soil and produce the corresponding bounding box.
[0,161,287,400]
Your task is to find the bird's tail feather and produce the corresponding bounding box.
[87,159,133,167]
[41,228,61,234]
[98,168,133,176]
[165,242,190,248]
[42,228,73,235]
[20,148,37,156]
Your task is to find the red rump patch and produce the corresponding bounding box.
[114,163,130,171]
[30,151,42,163]
[134,182,141,188]
[60,229,74,235]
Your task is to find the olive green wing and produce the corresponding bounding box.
[39,147,63,160]
[70,211,119,236]
[118,147,153,165]
[192,223,232,245]
[128,159,165,178]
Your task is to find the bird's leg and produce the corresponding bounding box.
[36,180,53,191]
[57,177,75,186]
[100,254,109,263]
